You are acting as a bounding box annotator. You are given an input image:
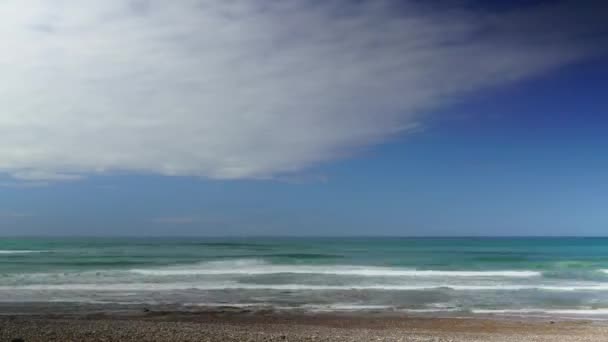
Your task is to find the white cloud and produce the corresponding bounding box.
[0,0,605,181]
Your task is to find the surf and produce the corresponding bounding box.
[129,259,542,278]
[5,282,608,292]
[0,250,47,254]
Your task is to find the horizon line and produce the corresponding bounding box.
[2,235,608,239]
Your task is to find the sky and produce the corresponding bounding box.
[0,0,607,236]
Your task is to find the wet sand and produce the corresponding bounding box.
[1,309,607,342]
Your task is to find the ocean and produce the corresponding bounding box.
[2,237,608,319]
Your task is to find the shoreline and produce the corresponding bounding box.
[2,306,608,341]
[3,302,608,321]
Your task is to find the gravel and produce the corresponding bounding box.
[1,311,607,341]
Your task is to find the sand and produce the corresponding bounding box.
[1,309,608,342]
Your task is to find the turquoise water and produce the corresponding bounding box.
[2,237,608,317]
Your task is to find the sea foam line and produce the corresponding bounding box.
[3,283,608,292]
[129,260,540,278]
[296,304,463,313]
[473,308,608,316]
[0,250,47,254]
[299,304,394,312]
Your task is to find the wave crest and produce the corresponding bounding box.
[0,250,47,254]
[4,282,608,292]
[129,259,541,278]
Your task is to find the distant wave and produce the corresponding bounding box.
[4,282,608,292]
[129,259,541,278]
[223,253,345,259]
[190,242,271,248]
[0,250,47,254]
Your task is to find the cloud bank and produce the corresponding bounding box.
[0,0,605,181]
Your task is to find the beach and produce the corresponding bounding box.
[3,0,608,338]
[2,309,607,342]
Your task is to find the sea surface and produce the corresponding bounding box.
[2,237,608,318]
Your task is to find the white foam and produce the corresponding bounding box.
[301,306,608,317]
[399,308,461,313]
[301,304,462,313]
[0,250,47,254]
[300,304,393,312]
[446,284,608,291]
[183,302,271,308]
[3,282,608,292]
[473,308,608,316]
[182,302,462,313]
[129,260,541,278]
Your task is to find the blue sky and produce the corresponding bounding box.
[1,0,607,236]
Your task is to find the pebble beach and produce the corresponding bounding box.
[1,310,607,342]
